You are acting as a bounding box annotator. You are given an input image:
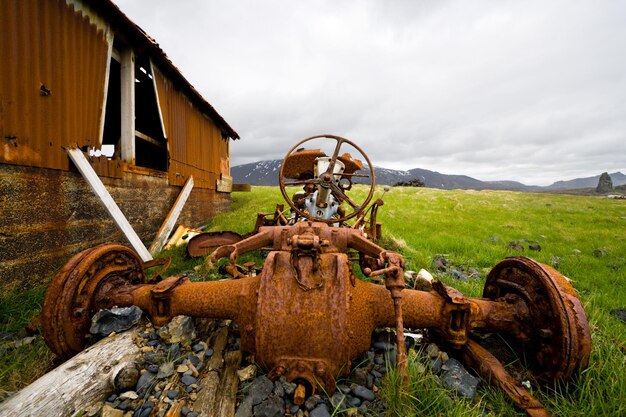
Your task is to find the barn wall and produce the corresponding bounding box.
[0,0,111,170]
[154,67,230,189]
[0,163,230,292]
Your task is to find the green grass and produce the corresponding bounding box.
[203,186,626,416]
[2,185,625,415]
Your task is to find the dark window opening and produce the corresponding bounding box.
[134,55,167,171]
[102,59,121,159]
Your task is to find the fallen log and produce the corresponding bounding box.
[0,330,141,417]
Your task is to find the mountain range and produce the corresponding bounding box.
[231,160,626,192]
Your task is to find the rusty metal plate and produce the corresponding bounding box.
[41,244,145,358]
[483,256,591,381]
[186,231,243,258]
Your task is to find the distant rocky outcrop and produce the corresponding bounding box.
[394,178,425,187]
[596,172,614,193]
[232,160,625,193]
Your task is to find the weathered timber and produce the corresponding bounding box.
[68,148,153,262]
[149,175,194,255]
[193,326,230,416]
[0,330,140,417]
[213,350,242,417]
[0,164,230,291]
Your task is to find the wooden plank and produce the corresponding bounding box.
[120,47,135,164]
[150,58,168,140]
[148,176,194,255]
[67,148,153,262]
[216,174,233,193]
[135,130,165,148]
[193,326,229,416]
[0,330,141,417]
[213,350,242,417]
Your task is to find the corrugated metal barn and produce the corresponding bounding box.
[0,0,240,290]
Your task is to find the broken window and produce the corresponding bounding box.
[134,55,167,171]
[101,43,167,171]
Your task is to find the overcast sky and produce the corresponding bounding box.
[114,0,625,186]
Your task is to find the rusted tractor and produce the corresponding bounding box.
[41,135,591,416]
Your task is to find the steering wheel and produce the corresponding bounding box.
[279,134,376,223]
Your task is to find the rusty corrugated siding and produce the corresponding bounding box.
[154,67,229,190]
[0,0,110,170]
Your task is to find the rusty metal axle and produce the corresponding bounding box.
[42,222,590,415]
[41,136,591,416]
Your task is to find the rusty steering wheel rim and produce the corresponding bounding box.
[41,243,145,358]
[279,134,376,224]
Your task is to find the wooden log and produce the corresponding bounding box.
[213,350,242,417]
[149,175,194,255]
[0,330,141,417]
[193,326,229,416]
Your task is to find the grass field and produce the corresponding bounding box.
[1,185,625,415]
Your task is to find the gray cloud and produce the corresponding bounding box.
[114,0,626,185]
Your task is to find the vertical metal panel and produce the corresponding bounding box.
[154,67,228,189]
[0,0,110,170]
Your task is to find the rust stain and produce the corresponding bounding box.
[0,0,110,170]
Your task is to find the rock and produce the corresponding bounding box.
[305,395,320,411]
[612,309,626,322]
[467,268,480,279]
[192,343,204,352]
[426,343,440,358]
[441,358,479,399]
[204,348,214,357]
[596,172,613,193]
[158,316,196,345]
[352,385,376,402]
[330,391,346,409]
[157,362,175,379]
[351,367,369,386]
[507,241,524,252]
[529,244,541,251]
[273,380,284,397]
[594,248,608,257]
[235,397,254,417]
[431,255,450,272]
[136,372,156,396]
[430,356,442,373]
[119,391,138,400]
[90,306,143,336]
[176,364,189,373]
[488,236,499,243]
[237,364,257,382]
[450,269,467,281]
[248,376,274,405]
[181,375,197,386]
[167,390,178,399]
[102,404,125,417]
[254,394,285,417]
[282,380,297,395]
[310,403,331,417]
[348,396,361,407]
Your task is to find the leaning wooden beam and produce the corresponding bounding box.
[0,330,141,417]
[149,175,194,255]
[67,148,153,262]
